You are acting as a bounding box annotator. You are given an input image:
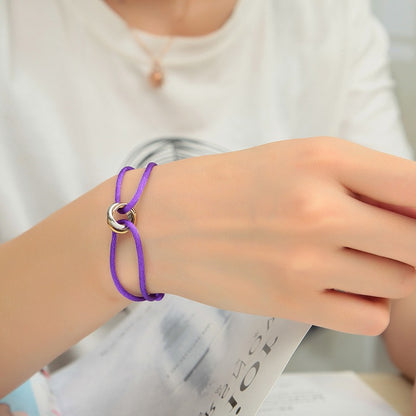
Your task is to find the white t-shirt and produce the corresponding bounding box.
[0,0,413,244]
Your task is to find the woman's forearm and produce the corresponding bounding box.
[0,167,159,396]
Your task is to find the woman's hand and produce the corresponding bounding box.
[3,136,416,396]
[136,137,416,335]
[0,404,27,416]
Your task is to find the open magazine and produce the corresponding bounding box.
[49,296,310,416]
[1,297,309,416]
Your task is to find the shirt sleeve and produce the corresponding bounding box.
[339,0,414,159]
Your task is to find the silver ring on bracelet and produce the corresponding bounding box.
[107,202,137,234]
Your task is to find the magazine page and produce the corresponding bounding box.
[258,372,400,416]
[50,295,310,416]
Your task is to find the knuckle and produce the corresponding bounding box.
[288,185,342,231]
[296,136,344,170]
[282,247,322,283]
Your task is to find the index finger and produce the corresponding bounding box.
[332,138,416,210]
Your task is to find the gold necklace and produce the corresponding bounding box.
[134,33,174,88]
[133,0,190,88]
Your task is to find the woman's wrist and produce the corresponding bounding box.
[102,165,180,301]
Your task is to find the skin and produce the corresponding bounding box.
[0,404,27,416]
[104,0,238,36]
[0,405,12,416]
[414,387,416,416]
[384,291,416,415]
[2,137,416,397]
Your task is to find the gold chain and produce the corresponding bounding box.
[134,0,190,88]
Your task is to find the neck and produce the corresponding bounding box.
[104,0,239,36]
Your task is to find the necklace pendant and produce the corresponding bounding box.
[149,64,164,88]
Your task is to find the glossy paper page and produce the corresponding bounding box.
[49,296,309,416]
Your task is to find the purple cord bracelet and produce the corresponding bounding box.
[107,163,164,302]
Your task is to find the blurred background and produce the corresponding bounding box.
[373,0,416,147]
[288,0,416,374]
